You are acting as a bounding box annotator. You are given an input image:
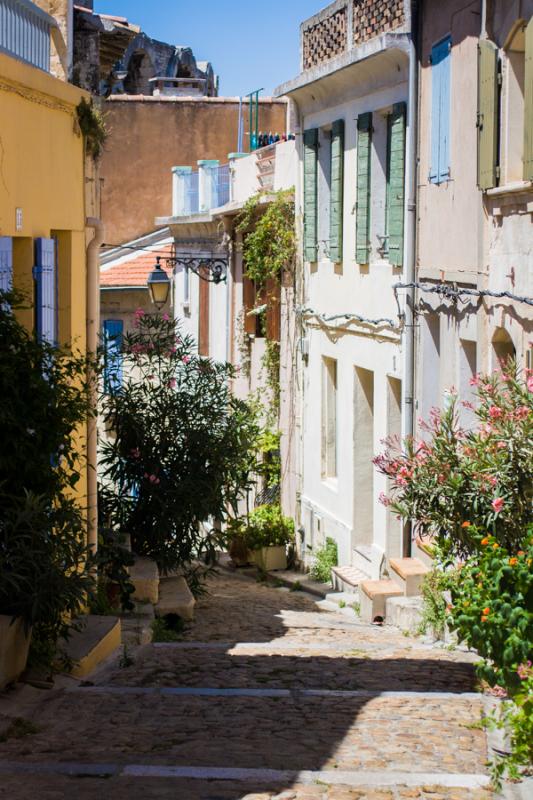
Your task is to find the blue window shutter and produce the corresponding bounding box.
[0,237,13,293]
[103,319,123,394]
[34,237,57,344]
[430,37,452,184]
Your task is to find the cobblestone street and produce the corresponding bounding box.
[0,571,493,799]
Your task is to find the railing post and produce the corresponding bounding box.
[172,166,192,216]
[197,159,219,212]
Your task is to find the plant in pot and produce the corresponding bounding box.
[92,526,135,613]
[228,504,294,571]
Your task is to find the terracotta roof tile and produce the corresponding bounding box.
[100,245,173,288]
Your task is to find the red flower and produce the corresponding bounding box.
[492,497,504,513]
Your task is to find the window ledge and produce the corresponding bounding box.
[485,180,533,197]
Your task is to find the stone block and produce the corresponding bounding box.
[0,616,31,689]
[360,579,402,622]
[129,556,159,604]
[385,595,424,634]
[249,545,287,571]
[156,576,195,621]
[63,615,121,678]
[389,557,430,596]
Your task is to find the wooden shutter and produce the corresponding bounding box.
[265,277,281,342]
[103,319,123,395]
[198,273,210,356]
[0,237,13,293]
[430,37,451,184]
[303,128,318,262]
[524,17,533,180]
[242,273,256,335]
[356,112,372,264]
[477,39,499,190]
[387,103,406,266]
[33,237,56,344]
[330,119,345,263]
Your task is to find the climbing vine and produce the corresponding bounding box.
[236,188,295,285]
[77,98,107,160]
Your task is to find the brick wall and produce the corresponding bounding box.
[302,6,348,70]
[352,0,405,45]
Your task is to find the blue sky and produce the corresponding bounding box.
[94,0,322,97]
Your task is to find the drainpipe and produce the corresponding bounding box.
[86,216,104,555]
[402,1,419,556]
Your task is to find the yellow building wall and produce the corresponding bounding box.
[0,50,92,520]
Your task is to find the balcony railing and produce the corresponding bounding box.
[0,0,54,72]
[172,162,231,217]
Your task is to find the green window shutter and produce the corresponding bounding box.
[387,103,406,267]
[303,128,318,261]
[477,39,499,190]
[356,112,372,264]
[524,17,533,180]
[329,119,345,263]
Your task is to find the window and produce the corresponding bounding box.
[420,312,441,427]
[429,36,452,184]
[103,319,123,395]
[0,237,13,293]
[33,237,57,345]
[459,340,477,429]
[321,357,337,478]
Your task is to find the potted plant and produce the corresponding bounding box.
[228,504,294,571]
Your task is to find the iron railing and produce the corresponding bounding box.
[0,0,53,72]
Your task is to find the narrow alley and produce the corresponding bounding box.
[0,570,491,800]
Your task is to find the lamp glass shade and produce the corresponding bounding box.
[147,265,171,308]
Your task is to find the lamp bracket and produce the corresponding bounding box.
[163,255,228,284]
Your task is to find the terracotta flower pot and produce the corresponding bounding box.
[0,615,32,689]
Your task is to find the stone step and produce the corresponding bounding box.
[386,595,424,634]
[389,557,430,596]
[331,565,368,593]
[61,615,121,678]
[414,535,435,568]
[128,556,159,605]
[359,579,403,623]
[156,576,195,621]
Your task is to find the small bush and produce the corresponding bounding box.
[228,504,294,551]
[310,537,338,584]
[418,568,449,639]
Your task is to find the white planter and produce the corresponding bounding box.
[249,545,287,571]
[0,615,31,689]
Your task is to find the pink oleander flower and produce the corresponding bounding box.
[182,355,191,365]
[527,375,533,393]
[470,374,480,387]
[147,374,155,381]
[168,378,177,388]
[162,313,170,321]
[515,405,530,420]
[130,448,140,459]
[488,405,503,420]
[146,474,160,485]
[491,685,508,698]
[517,661,532,680]
[378,492,391,507]
[492,497,504,513]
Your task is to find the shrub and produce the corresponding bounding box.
[310,537,338,584]
[374,364,532,558]
[99,312,260,577]
[418,567,449,639]
[228,504,294,551]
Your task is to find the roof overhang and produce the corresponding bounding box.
[275,32,410,110]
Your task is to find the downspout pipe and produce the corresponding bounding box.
[86,216,104,555]
[402,1,419,556]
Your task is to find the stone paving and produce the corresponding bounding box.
[0,570,493,799]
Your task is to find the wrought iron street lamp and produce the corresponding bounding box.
[147,258,171,309]
[153,254,228,286]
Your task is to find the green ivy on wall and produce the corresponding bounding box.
[236,188,295,285]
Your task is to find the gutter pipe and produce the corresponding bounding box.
[86,216,105,555]
[402,0,419,556]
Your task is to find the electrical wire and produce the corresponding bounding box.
[393,281,533,317]
[299,306,399,330]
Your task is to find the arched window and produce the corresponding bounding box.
[123,51,155,95]
[492,327,516,369]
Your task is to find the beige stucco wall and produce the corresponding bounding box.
[417,0,482,278]
[100,97,287,245]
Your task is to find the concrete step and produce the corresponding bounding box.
[62,615,121,678]
[156,576,195,621]
[413,536,435,568]
[352,545,373,575]
[129,556,159,604]
[389,557,430,596]
[360,579,403,623]
[331,565,368,593]
[385,595,424,634]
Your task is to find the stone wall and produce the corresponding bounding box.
[100,97,287,244]
[352,0,405,45]
[33,0,72,81]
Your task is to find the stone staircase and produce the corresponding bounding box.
[360,556,431,625]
